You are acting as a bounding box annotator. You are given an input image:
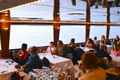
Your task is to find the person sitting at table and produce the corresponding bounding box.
[116,35,120,42]
[46,42,56,55]
[72,44,84,64]
[56,40,64,56]
[93,36,98,45]
[99,35,107,51]
[106,55,120,80]
[97,43,112,66]
[65,38,76,60]
[69,38,76,48]
[111,39,120,56]
[84,38,112,66]
[84,38,96,52]
[79,51,107,80]
[22,46,43,73]
[17,43,29,65]
[11,65,31,80]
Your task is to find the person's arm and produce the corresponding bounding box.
[46,47,50,53]
[22,55,32,68]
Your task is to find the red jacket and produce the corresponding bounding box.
[18,50,28,61]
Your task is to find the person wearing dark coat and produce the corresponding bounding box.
[72,44,84,64]
[22,47,43,73]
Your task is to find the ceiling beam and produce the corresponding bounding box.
[0,0,37,12]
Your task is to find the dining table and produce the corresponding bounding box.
[0,59,17,80]
[30,53,75,80]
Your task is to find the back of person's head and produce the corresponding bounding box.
[113,40,120,51]
[31,46,38,54]
[57,40,64,46]
[21,43,27,50]
[94,36,97,40]
[70,38,75,43]
[81,51,98,69]
[101,35,105,38]
[49,41,55,47]
[86,38,95,49]
[50,41,54,44]
[15,64,21,69]
[116,35,119,41]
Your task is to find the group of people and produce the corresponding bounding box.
[11,34,120,80]
[45,35,120,80]
[78,35,120,80]
[78,51,107,80]
[111,35,120,56]
[46,35,112,65]
[46,38,84,64]
[12,45,49,80]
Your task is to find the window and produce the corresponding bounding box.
[60,0,86,21]
[91,7,107,22]
[110,7,120,22]
[59,25,85,44]
[109,26,120,39]
[90,26,106,40]
[10,0,53,20]
[9,25,53,49]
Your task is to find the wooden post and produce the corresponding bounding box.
[53,0,60,43]
[0,10,10,58]
[106,0,110,40]
[85,0,91,41]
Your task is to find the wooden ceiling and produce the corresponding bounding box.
[0,0,37,12]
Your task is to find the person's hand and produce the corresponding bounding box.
[21,66,25,71]
[79,61,84,69]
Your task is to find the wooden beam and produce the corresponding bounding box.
[53,0,60,43]
[10,19,120,26]
[0,10,10,58]
[106,1,110,40]
[0,0,37,12]
[86,0,91,41]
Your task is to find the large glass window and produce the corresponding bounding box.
[60,0,86,21]
[91,6,107,22]
[59,25,85,44]
[90,26,106,40]
[110,7,120,22]
[109,26,120,39]
[9,25,53,49]
[10,0,53,20]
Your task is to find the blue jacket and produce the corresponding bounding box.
[24,53,43,72]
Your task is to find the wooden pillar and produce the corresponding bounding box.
[53,0,60,43]
[0,10,10,58]
[85,0,91,41]
[106,0,110,40]
[102,0,108,8]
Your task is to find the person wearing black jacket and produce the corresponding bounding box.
[72,44,84,65]
[22,46,43,73]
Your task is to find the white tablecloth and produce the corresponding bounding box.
[110,54,120,67]
[38,53,70,64]
[0,59,17,80]
[33,53,75,80]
